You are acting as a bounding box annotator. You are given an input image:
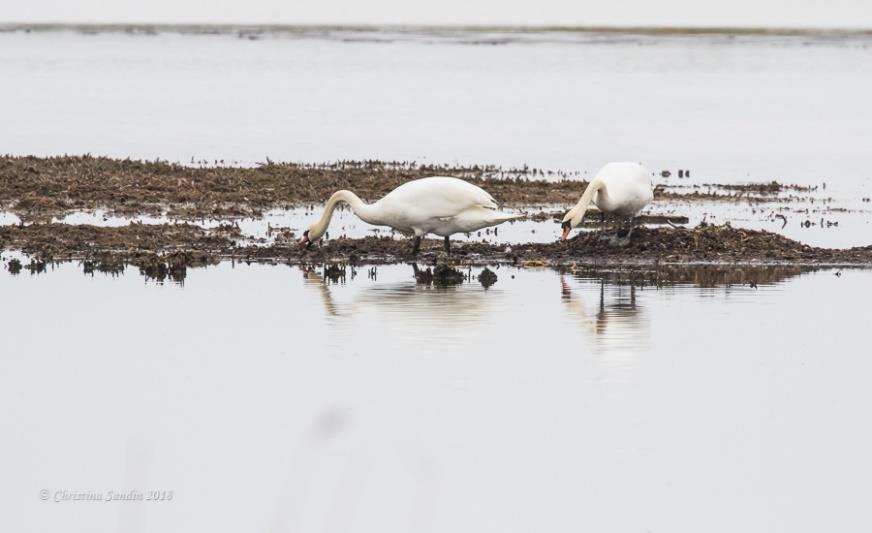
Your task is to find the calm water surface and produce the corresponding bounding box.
[1,260,871,532]
[3,29,872,188]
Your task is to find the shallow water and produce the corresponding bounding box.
[4,28,872,188]
[2,259,872,532]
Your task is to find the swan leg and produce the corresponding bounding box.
[612,216,633,240]
[609,217,635,247]
[444,236,451,255]
[411,236,422,256]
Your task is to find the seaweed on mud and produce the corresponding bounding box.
[3,222,872,268]
[528,211,690,226]
[0,155,580,220]
[0,156,827,222]
[478,267,498,288]
[560,263,812,288]
[0,223,235,260]
[706,181,818,194]
[0,155,868,271]
[414,264,466,286]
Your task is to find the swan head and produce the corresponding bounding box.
[298,224,326,248]
[298,229,313,248]
[560,208,584,241]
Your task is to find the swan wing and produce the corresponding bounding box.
[593,162,654,214]
[382,176,499,218]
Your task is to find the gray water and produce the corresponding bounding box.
[1,260,871,531]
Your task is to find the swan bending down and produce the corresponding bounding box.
[298,177,522,254]
[561,162,654,241]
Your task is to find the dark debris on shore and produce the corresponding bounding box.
[3,222,872,272]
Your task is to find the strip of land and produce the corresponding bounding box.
[2,156,868,271]
[2,223,871,271]
[0,156,826,221]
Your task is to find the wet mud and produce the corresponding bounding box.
[260,225,872,266]
[560,263,816,288]
[0,156,832,222]
[478,267,498,288]
[3,222,872,273]
[528,211,690,225]
[2,156,869,279]
[413,264,467,286]
[0,156,584,220]
[0,222,237,259]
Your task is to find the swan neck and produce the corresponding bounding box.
[336,190,379,224]
[312,190,378,237]
[570,179,605,226]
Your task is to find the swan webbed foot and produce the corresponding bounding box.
[614,236,632,247]
[611,229,633,242]
[625,216,636,240]
[606,229,633,247]
[444,236,451,255]
[606,217,636,244]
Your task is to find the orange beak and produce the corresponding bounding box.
[560,223,571,241]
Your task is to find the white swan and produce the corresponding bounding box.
[561,162,654,241]
[298,176,522,254]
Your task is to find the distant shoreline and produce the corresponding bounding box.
[2,23,871,38]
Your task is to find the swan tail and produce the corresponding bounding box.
[492,211,526,223]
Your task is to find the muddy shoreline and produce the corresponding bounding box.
[0,156,829,221]
[3,223,871,271]
[3,155,868,275]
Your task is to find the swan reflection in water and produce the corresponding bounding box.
[301,264,499,345]
[302,266,342,317]
[560,274,650,383]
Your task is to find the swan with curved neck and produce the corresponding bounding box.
[299,176,522,254]
[301,190,382,242]
[561,162,654,241]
